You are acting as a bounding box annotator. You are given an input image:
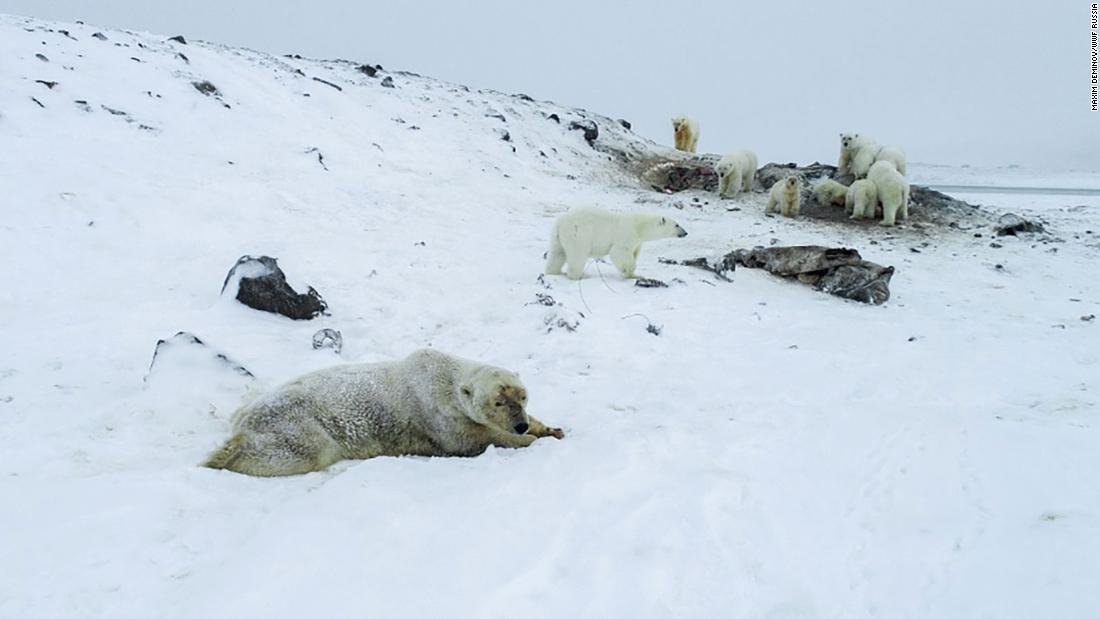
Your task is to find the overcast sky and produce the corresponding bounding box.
[3,0,1096,170]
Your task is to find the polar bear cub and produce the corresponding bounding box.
[545,207,688,280]
[812,177,848,206]
[715,149,758,197]
[867,160,910,226]
[766,175,802,218]
[672,116,700,153]
[846,179,878,219]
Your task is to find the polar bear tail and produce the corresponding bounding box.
[204,433,247,470]
[544,223,567,275]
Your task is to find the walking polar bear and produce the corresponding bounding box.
[766,176,802,218]
[715,149,758,197]
[672,116,699,153]
[868,160,910,226]
[839,133,907,179]
[204,349,563,476]
[545,207,688,280]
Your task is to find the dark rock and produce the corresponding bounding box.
[500,130,511,142]
[734,246,893,305]
[35,53,48,62]
[168,35,187,44]
[30,97,45,108]
[568,119,598,145]
[485,112,506,122]
[995,213,1046,236]
[176,52,189,63]
[642,159,719,193]
[34,80,58,89]
[356,64,378,77]
[305,147,328,171]
[618,119,632,130]
[312,76,343,91]
[192,80,219,96]
[380,76,395,88]
[669,246,893,304]
[756,162,840,191]
[91,32,108,41]
[311,328,343,353]
[547,113,560,123]
[145,331,253,384]
[73,99,91,112]
[221,255,328,320]
[513,93,535,102]
[1082,314,1096,322]
[101,105,127,116]
[634,278,668,288]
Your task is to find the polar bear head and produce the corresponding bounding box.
[459,367,531,435]
[779,176,801,193]
[672,116,688,131]
[840,133,862,151]
[641,214,688,240]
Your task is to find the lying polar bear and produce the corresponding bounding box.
[545,207,688,280]
[204,349,563,476]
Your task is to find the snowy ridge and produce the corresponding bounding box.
[2,13,1100,619]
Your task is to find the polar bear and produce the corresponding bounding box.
[672,116,699,153]
[715,149,758,197]
[766,175,802,218]
[846,179,878,219]
[867,160,910,226]
[204,349,563,476]
[838,132,870,177]
[873,145,907,176]
[545,207,688,280]
[812,177,848,207]
[845,134,908,179]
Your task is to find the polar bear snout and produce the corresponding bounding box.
[676,225,688,237]
[513,421,529,435]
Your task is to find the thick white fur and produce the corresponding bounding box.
[672,116,700,153]
[846,179,879,219]
[203,349,563,476]
[812,177,849,206]
[766,176,802,218]
[844,133,908,179]
[545,207,688,280]
[715,149,758,197]
[867,160,910,226]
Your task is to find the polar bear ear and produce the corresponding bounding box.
[660,217,667,225]
[459,384,473,399]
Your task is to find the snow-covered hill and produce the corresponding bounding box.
[2,13,1099,619]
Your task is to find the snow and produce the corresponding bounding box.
[2,13,1100,619]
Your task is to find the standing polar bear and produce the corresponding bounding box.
[545,207,688,280]
[766,176,803,218]
[839,133,907,179]
[846,179,879,219]
[672,116,700,153]
[204,349,564,477]
[715,149,758,197]
[868,160,910,226]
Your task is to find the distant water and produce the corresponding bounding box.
[927,184,1100,197]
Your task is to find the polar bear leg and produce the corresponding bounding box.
[545,235,566,275]
[741,168,753,192]
[565,250,587,280]
[206,419,343,477]
[487,428,538,449]
[880,198,899,226]
[718,174,730,197]
[610,244,637,278]
[526,415,565,439]
[766,194,778,214]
